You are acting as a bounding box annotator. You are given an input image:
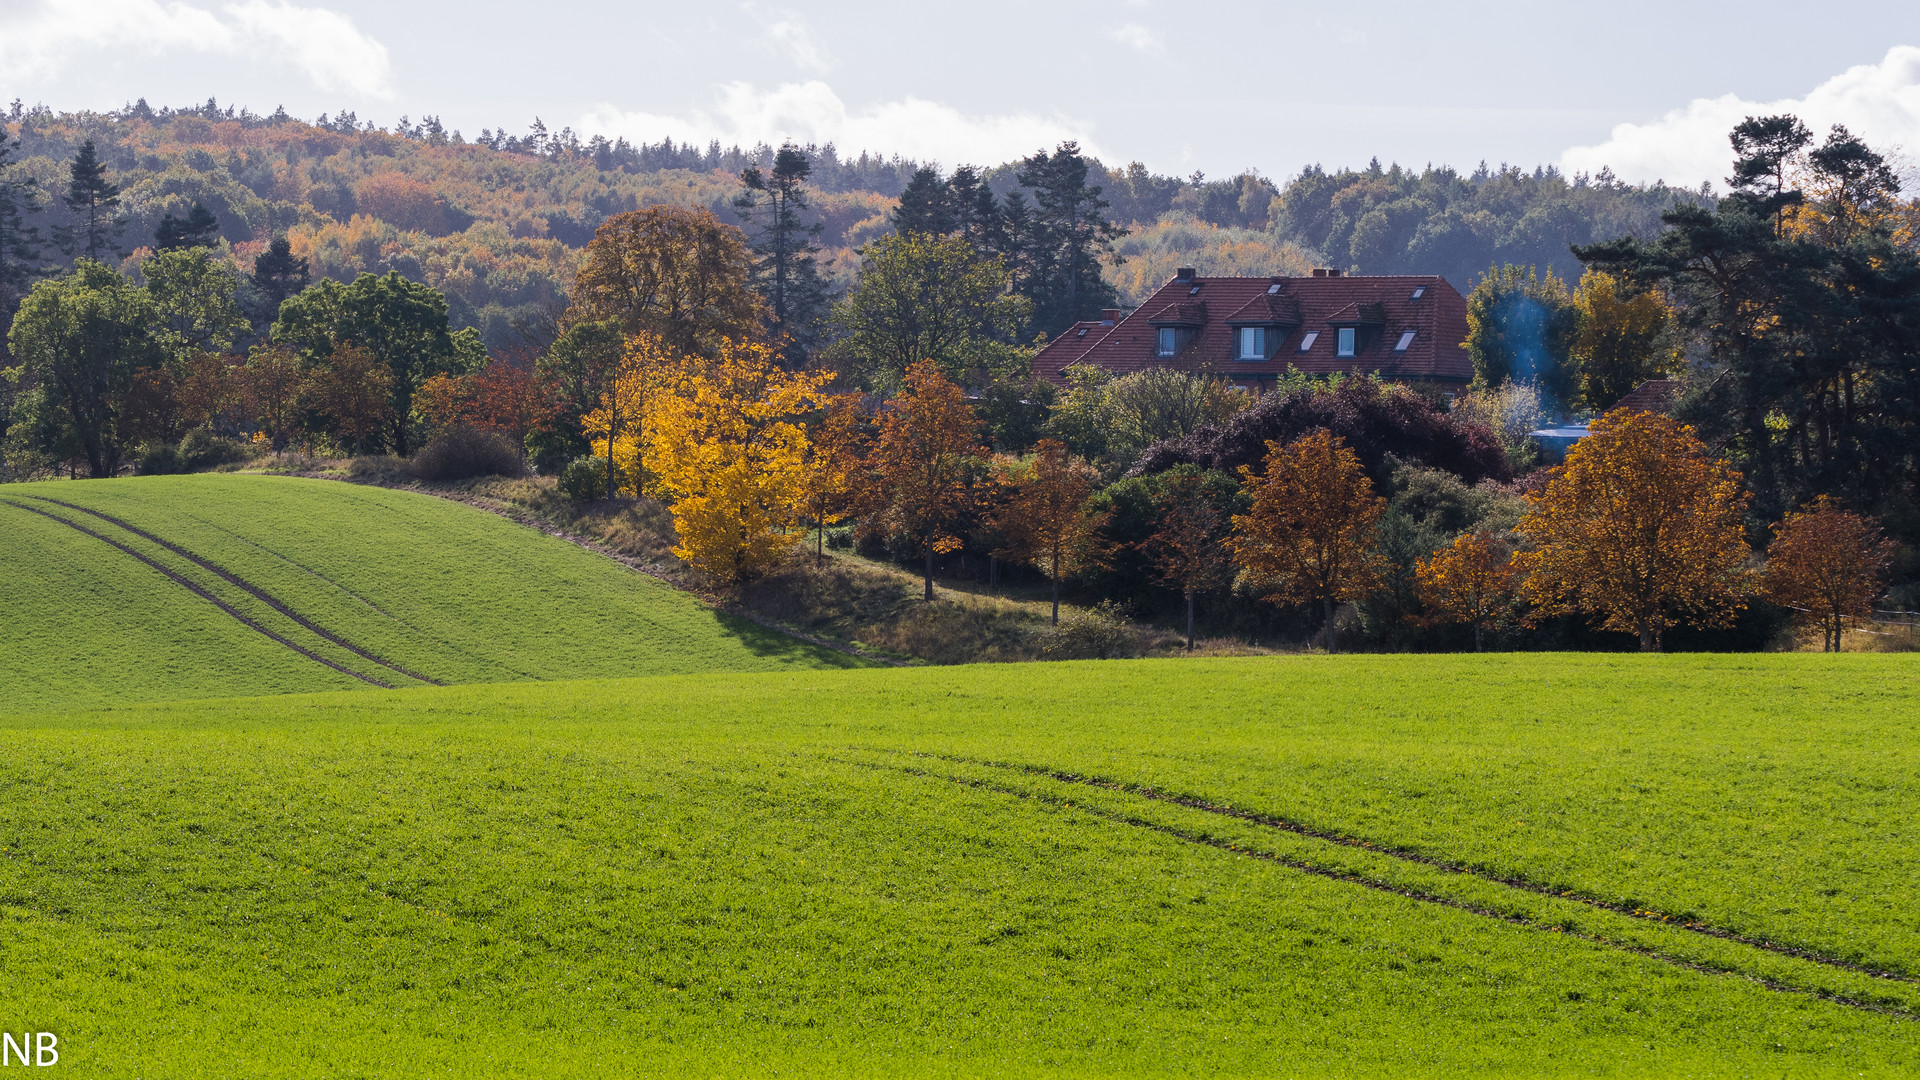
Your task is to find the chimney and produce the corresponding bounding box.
[1174,267,1195,281]
[1311,268,1328,277]
[1100,308,1121,324]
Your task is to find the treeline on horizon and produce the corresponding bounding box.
[0,97,1708,353]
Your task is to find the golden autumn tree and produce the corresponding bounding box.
[240,343,305,451]
[867,359,988,602]
[567,206,767,356]
[1571,269,1673,411]
[995,439,1099,625]
[798,393,868,562]
[304,342,394,454]
[1416,531,1522,652]
[1515,408,1751,651]
[1228,430,1385,654]
[642,337,831,583]
[582,333,683,499]
[1760,496,1895,652]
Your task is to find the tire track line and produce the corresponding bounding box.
[20,495,441,686]
[844,755,1917,1024]
[899,749,1919,988]
[1,499,392,689]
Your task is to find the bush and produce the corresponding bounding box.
[411,425,523,482]
[137,444,183,475]
[560,455,614,501]
[1039,600,1139,660]
[138,430,252,475]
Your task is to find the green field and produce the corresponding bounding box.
[1,655,1915,1077]
[0,474,861,710]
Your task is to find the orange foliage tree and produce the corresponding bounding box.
[1416,531,1522,652]
[418,361,544,458]
[643,337,831,583]
[1515,408,1751,651]
[567,206,767,356]
[241,343,304,450]
[1140,467,1239,651]
[1760,496,1895,651]
[866,359,988,602]
[305,342,394,454]
[798,393,869,562]
[1228,430,1385,654]
[995,439,1099,625]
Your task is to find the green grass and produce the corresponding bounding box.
[2,654,1916,1076]
[0,474,863,710]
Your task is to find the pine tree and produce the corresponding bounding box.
[892,166,954,236]
[155,202,221,250]
[251,235,310,307]
[1014,142,1126,334]
[0,134,48,350]
[734,144,828,365]
[56,139,125,261]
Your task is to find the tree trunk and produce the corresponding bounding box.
[924,541,934,602]
[1638,623,1658,652]
[605,431,616,501]
[1050,550,1060,625]
[1186,589,1195,652]
[1323,597,1335,655]
[1474,623,1483,653]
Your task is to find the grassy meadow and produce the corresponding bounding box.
[0,474,862,710]
[1,654,1916,1077]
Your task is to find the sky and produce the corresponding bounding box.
[5,0,1920,188]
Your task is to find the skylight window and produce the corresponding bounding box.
[1267,283,1282,295]
[1410,287,1426,301]
[1297,331,1319,352]
[1394,331,1416,353]
[1188,285,1201,296]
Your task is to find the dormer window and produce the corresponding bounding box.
[1393,331,1416,353]
[1337,327,1357,357]
[1237,327,1266,360]
[1157,327,1177,357]
[1297,331,1319,352]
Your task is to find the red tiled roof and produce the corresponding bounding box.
[1612,379,1681,414]
[1035,273,1472,387]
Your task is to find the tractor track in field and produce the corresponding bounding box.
[18,495,441,686]
[847,754,1919,1023]
[898,750,1920,990]
[0,498,393,689]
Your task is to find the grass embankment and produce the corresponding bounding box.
[0,474,863,710]
[2,654,1915,1076]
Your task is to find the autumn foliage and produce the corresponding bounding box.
[1515,409,1751,651]
[1760,496,1895,651]
[1228,430,1385,653]
[865,360,987,601]
[1416,531,1522,651]
[995,439,1100,624]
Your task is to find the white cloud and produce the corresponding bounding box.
[579,81,1103,166]
[1107,22,1162,56]
[1562,46,1920,187]
[0,0,391,95]
[747,6,834,75]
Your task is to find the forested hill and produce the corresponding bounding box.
[0,101,1708,348]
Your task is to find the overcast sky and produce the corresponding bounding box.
[5,0,1920,188]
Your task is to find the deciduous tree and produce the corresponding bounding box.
[996,439,1099,625]
[7,259,161,476]
[1514,409,1751,651]
[1416,530,1521,651]
[1570,269,1672,411]
[1139,465,1238,649]
[1760,496,1895,652]
[1228,429,1385,654]
[567,206,765,356]
[240,343,302,450]
[799,393,867,562]
[305,342,394,454]
[143,247,249,363]
[1464,264,1579,407]
[582,332,681,499]
[827,232,1030,393]
[867,359,988,601]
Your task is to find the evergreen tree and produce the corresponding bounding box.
[154,202,221,250]
[0,134,48,356]
[250,235,310,308]
[56,139,125,262]
[1015,142,1126,334]
[892,166,954,236]
[734,143,829,364]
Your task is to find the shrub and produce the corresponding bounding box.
[137,444,184,475]
[410,425,523,482]
[138,431,252,475]
[1039,600,1139,660]
[560,455,613,501]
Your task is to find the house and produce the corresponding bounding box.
[1525,379,1683,462]
[1033,267,1472,392]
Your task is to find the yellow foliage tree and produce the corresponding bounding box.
[1416,530,1522,652]
[1228,429,1385,654]
[798,393,868,562]
[1515,409,1751,651]
[643,337,832,583]
[581,333,682,500]
[1571,270,1674,411]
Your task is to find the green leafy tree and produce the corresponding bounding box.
[735,144,829,365]
[56,140,125,262]
[530,319,624,471]
[143,247,249,362]
[1464,264,1580,409]
[272,271,462,453]
[827,232,1031,392]
[7,260,162,476]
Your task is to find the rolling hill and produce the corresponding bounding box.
[0,473,863,711]
[0,655,1915,1076]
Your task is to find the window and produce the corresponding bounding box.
[1394,331,1416,353]
[1410,287,1426,301]
[1337,327,1356,357]
[1238,327,1266,360]
[1188,284,1202,296]
[1266,283,1282,295]
[1297,331,1319,352]
[1157,327,1177,357]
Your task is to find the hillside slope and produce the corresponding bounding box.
[0,474,861,710]
[0,655,1914,1076]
